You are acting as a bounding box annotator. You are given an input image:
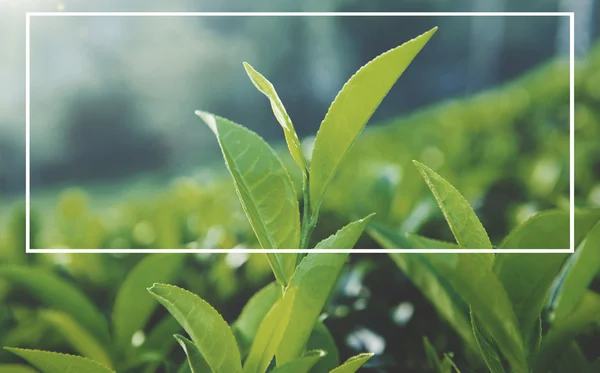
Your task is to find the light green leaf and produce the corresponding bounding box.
[0,265,110,344]
[309,28,437,217]
[0,365,38,373]
[5,348,115,373]
[233,282,282,357]
[369,224,477,351]
[271,350,325,373]
[196,111,299,285]
[422,253,526,371]
[499,210,569,249]
[551,221,600,323]
[113,254,186,352]
[277,219,367,365]
[243,288,297,373]
[306,321,340,373]
[243,62,307,177]
[40,310,113,369]
[329,353,373,373]
[413,161,492,249]
[148,283,242,373]
[471,314,506,373]
[314,214,375,249]
[406,233,458,249]
[534,291,600,373]
[173,334,210,373]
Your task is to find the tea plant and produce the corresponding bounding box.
[370,161,600,373]
[3,27,438,373]
[195,26,436,285]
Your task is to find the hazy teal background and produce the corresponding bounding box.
[0,0,597,203]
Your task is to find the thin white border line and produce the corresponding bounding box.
[25,12,575,253]
[27,249,574,254]
[569,13,575,251]
[25,13,31,253]
[27,12,575,17]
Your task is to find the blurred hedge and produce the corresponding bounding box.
[1,43,599,252]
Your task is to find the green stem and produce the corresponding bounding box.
[299,174,316,250]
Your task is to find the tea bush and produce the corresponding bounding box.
[1,28,599,373]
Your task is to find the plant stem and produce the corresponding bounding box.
[299,175,316,250]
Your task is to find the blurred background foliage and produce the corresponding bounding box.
[1,0,600,372]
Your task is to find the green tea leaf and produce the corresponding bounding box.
[494,247,568,339]
[422,253,526,371]
[277,216,371,365]
[314,214,375,249]
[309,28,437,217]
[370,224,477,350]
[197,111,299,285]
[5,348,115,373]
[499,210,569,249]
[113,254,186,352]
[406,233,459,249]
[271,350,325,373]
[413,161,492,249]
[534,291,600,373]
[0,265,110,344]
[306,321,340,373]
[173,334,210,373]
[40,310,113,369]
[471,313,506,373]
[423,337,461,373]
[243,62,307,177]
[233,282,281,357]
[551,221,600,323]
[573,209,600,245]
[243,288,297,373]
[148,283,242,373]
[329,353,373,373]
[424,337,447,373]
[0,365,38,373]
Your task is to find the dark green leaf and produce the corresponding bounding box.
[551,221,600,323]
[113,254,186,352]
[40,310,113,369]
[370,224,476,350]
[534,291,600,373]
[471,313,506,373]
[0,265,110,344]
[173,334,210,373]
[499,210,569,249]
[306,321,340,373]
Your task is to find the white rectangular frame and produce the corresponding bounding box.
[25,12,575,254]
